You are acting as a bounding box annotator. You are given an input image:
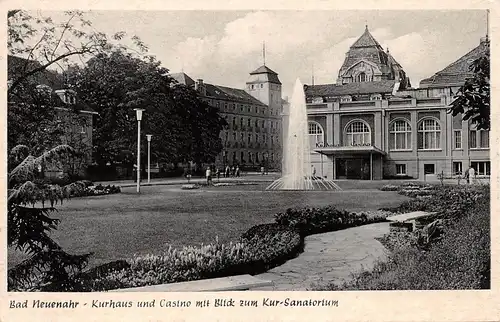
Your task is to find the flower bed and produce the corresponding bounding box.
[66,182,121,197]
[275,206,391,237]
[315,186,490,290]
[61,205,389,292]
[75,224,301,291]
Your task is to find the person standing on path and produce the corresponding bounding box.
[206,167,212,185]
[236,166,240,177]
[467,165,476,185]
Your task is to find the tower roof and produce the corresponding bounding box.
[351,25,383,49]
[336,26,408,85]
[248,65,281,84]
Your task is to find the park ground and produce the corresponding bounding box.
[8,179,411,268]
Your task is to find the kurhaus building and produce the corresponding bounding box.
[171,65,283,169]
[295,26,490,181]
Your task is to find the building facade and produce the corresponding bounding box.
[171,65,283,170]
[7,55,97,177]
[295,26,489,181]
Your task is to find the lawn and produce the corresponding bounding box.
[8,183,409,268]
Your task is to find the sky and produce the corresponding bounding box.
[35,10,488,99]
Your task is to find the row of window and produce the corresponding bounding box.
[227,116,280,130]
[308,119,490,151]
[395,161,490,176]
[221,151,275,164]
[212,101,278,116]
[455,130,490,149]
[224,132,278,145]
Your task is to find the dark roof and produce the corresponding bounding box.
[351,26,384,49]
[249,65,282,84]
[169,72,195,86]
[250,65,278,75]
[204,83,266,106]
[420,39,489,88]
[8,55,95,114]
[337,27,398,80]
[305,80,397,97]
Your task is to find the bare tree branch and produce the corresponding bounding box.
[50,12,78,60]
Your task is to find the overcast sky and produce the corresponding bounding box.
[38,10,488,99]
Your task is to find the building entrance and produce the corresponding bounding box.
[336,158,371,180]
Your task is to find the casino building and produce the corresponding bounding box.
[291,25,490,180]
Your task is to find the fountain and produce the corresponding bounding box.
[266,78,341,191]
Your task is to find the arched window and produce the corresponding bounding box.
[357,72,366,82]
[389,119,412,150]
[344,120,371,146]
[308,121,324,149]
[418,118,441,149]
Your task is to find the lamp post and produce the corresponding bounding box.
[222,150,226,177]
[146,134,152,183]
[134,108,145,193]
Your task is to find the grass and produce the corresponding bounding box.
[8,182,409,268]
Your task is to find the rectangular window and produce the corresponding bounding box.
[454,130,462,149]
[480,130,489,148]
[453,162,463,175]
[396,164,406,175]
[471,161,491,176]
[469,130,477,148]
[424,164,435,174]
[418,132,440,149]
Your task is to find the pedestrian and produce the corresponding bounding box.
[261,166,264,175]
[185,168,192,184]
[236,166,240,177]
[468,165,476,185]
[206,167,212,185]
[312,166,317,178]
[231,166,236,177]
[216,168,221,182]
[225,165,230,178]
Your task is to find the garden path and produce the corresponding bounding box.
[253,222,390,291]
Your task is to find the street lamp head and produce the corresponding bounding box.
[134,108,145,121]
[146,134,152,142]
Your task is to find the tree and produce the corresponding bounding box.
[449,42,490,130]
[8,145,92,291]
[67,50,227,167]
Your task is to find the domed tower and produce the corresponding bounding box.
[336,25,410,88]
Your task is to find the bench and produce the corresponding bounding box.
[387,211,436,232]
[108,274,273,292]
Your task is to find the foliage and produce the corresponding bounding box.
[380,184,487,219]
[66,50,227,167]
[316,188,490,290]
[42,205,386,291]
[7,10,147,163]
[8,145,93,291]
[73,224,301,292]
[449,41,490,130]
[275,206,390,236]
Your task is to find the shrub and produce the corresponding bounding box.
[380,184,398,191]
[77,224,302,291]
[275,206,390,236]
[317,185,490,290]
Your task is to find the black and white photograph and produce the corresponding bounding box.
[5,6,492,304]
